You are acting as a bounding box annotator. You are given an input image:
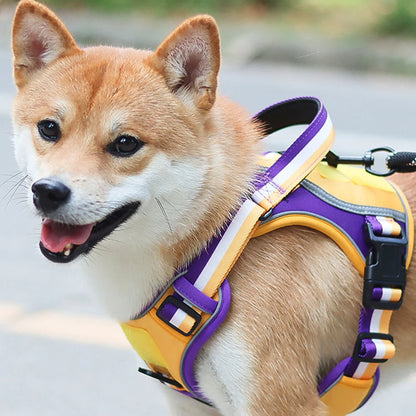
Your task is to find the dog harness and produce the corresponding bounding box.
[120,97,413,415]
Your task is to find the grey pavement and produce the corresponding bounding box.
[1,4,416,416]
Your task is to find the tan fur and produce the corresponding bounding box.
[149,16,221,111]
[11,2,416,415]
[231,229,363,415]
[12,0,80,89]
[226,174,416,415]
[12,2,260,267]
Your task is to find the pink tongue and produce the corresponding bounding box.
[41,219,94,253]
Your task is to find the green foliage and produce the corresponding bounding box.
[41,0,295,14]
[378,0,416,36]
[7,0,416,37]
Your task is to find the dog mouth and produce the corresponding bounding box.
[39,202,141,263]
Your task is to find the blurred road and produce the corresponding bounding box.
[1,8,416,416]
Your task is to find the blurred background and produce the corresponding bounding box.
[3,0,416,74]
[5,0,416,39]
[1,0,416,415]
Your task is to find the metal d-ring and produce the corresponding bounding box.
[364,147,396,177]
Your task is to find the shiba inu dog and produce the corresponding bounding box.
[10,0,416,415]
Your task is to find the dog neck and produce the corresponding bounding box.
[84,178,248,322]
[84,106,261,321]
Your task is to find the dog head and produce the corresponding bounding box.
[11,0,260,275]
[11,0,251,264]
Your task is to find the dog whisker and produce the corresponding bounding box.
[1,173,29,207]
[0,171,26,188]
[159,196,177,209]
[156,197,173,235]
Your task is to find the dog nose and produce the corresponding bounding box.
[32,178,71,213]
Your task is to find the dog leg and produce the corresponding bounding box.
[165,382,327,416]
[242,376,328,416]
[163,387,222,416]
[225,227,363,416]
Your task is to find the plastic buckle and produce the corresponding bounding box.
[363,222,407,310]
[157,295,202,336]
[259,208,273,222]
[353,332,394,363]
[138,367,184,389]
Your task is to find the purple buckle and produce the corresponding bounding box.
[353,332,394,363]
[173,276,218,314]
[156,296,202,337]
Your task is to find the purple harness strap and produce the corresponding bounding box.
[318,215,407,410]
[167,97,333,401]
[131,97,408,415]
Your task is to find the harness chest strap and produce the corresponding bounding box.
[318,214,408,416]
[121,97,334,396]
[120,97,410,414]
[121,97,334,400]
[254,152,412,414]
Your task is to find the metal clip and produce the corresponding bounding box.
[325,148,396,176]
[364,147,396,177]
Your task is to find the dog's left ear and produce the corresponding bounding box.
[148,15,220,111]
[12,0,81,89]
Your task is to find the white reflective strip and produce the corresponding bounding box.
[353,362,369,379]
[252,182,281,204]
[167,299,193,330]
[373,339,387,360]
[376,216,393,236]
[369,309,383,333]
[380,288,393,302]
[252,115,333,202]
[170,308,188,328]
[193,199,258,292]
[271,116,333,186]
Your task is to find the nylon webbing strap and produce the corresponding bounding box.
[253,97,335,210]
[159,97,335,335]
[319,216,407,416]
[127,97,336,401]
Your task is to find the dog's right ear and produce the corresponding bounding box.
[12,0,81,89]
[148,15,221,111]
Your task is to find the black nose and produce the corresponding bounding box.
[32,178,71,213]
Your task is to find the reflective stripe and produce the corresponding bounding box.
[193,199,262,293]
[319,215,407,414]
[253,120,335,209]
[119,97,411,416]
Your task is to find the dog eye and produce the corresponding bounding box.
[37,120,62,142]
[107,135,143,157]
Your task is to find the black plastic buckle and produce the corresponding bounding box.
[363,222,407,310]
[353,332,394,363]
[259,208,273,222]
[138,367,184,389]
[156,295,202,336]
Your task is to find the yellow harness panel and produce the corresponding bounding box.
[121,156,413,414]
[255,157,413,275]
[121,287,218,392]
